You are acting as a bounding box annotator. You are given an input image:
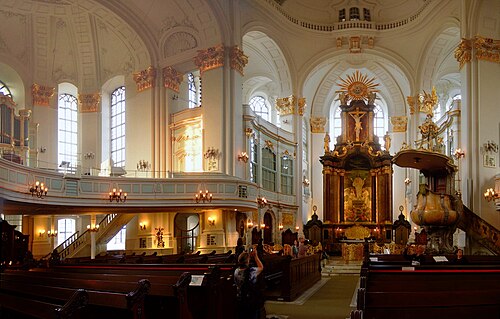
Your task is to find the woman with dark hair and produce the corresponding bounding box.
[235,237,245,260]
[234,250,264,319]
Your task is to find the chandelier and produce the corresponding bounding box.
[257,196,268,208]
[195,190,212,203]
[29,181,48,198]
[137,160,151,171]
[484,188,499,202]
[109,188,127,202]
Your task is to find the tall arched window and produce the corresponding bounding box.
[111,86,126,168]
[249,96,269,121]
[57,218,75,246]
[262,147,276,191]
[0,80,12,98]
[58,93,78,172]
[373,104,386,140]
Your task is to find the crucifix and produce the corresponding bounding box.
[349,108,366,141]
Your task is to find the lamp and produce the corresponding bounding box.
[484,188,499,202]
[39,229,46,237]
[260,223,266,229]
[137,160,151,171]
[257,196,268,208]
[47,230,58,237]
[84,152,95,160]
[109,188,127,202]
[29,181,48,198]
[279,224,284,231]
[238,152,249,163]
[247,220,254,228]
[195,190,212,203]
[303,177,310,187]
[295,226,300,231]
[87,224,99,232]
[139,222,147,230]
[207,216,216,226]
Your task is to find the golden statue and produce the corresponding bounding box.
[324,133,331,154]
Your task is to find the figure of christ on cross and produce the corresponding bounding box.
[349,108,366,141]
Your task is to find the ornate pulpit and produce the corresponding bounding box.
[320,72,393,254]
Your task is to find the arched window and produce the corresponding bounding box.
[281,154,293,195]
[111,86,126,168]
[250,138,258,183]
[433,102,442,122]
[107,226,126,251]
[58,93,78,172]
[262,147,276,191]
[57,218,75,246]
[187,73,201,108]
[373,104,386,140]
[363,8,371,21]
[174,213,200,253]
[339,9,346,22]
[349,7,360,20]
[249,96,269,121]
[0,80,12,98]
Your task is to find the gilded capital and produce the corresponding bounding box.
[454,38,472,70]
[474,36,500,64]
[78,93,101,113]
[133,66,156,92]
[229,46,248,76]
[276,95,296,115]
[391,116,408,132]
[32,83,55,107]
[310,116,327,133]
[194,44,225,74]
[162,66,183,93]
[297,97,306,116]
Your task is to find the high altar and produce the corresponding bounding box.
[319,72,393,257]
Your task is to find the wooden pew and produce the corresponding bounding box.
[351,257,500,319]
[0,287,88,319]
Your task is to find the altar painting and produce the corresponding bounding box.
[344,170,372,222]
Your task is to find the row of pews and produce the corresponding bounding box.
[350,254,500,319]
[0,250,322,318]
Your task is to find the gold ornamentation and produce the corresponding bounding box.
[310,117,326,133]
[324,133,330,154]
[390,116,408,132]
[336,71,379,102]
[32,84,55,107]
[406,96,416,115]
[332,146,348,158]
[454,38,472,69]
[245,127,254,138]
[297,97,306,116]
[474,36,500,64]
[416,114,441,152]
[282,213,294,226]
[349,36,361,53]
[408,87,438,116]
[194,44,225,74]
[162,66,183,93]
[276,95,296,115]
[264,140,274,151]
[344,225,371,240]
[78,93,101,113]
[133,66,156,92]
[349,108,366,142]
[229,46,248,76]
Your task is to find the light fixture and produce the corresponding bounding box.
[303,177,310,187]
[39,229,46,237]
[137,160,151,171]
[195,190,213,203]
[484,188,499,202]
[238,152,249,163]
[247,220,254,228]
[87,224,100,232]
[204,147,220,160]
[260,223,266,229]
[295,226,300,231]
[279,224,284,231]
[207,216,216,226]
[84,152,95,160]
[109,188,127,202]
[454,148,465,160]
[139,222,147,230]
[257,196,268,208]
[47,230,58,237]
[29,181,48,198]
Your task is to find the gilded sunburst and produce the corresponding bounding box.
[336,70,379,101]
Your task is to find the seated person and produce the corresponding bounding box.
[453,248,467,264]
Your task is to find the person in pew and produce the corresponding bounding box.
[292,239,299,259]
[234,249,265,319]
[453,248,467,264]
[235,237,245,261]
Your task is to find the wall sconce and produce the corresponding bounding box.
[139,222,147,230]
[484,188,499,202]
[257,196,268,208]
[84,152,95,160]
[39,229,46,237]
[39,146,46,153]
[295,226,300,231]
[483,140,499,153]
[87,224,100,232]
[195,190,212,203]
[29,181,48,198]
[260,223,266,229]
[47,230,58,237]
[204,147,220,160]
[247,220,254,228]
[454,148,465,160]
[238,152,249,163]
[302,177,310,187]
[207,216,216,226]
[109,188,127,202]
[279,224,284,231]
[137,160,151,172]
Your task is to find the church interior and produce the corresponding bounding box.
[0,0,499,318]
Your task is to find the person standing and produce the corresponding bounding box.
[234,250,265,319]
